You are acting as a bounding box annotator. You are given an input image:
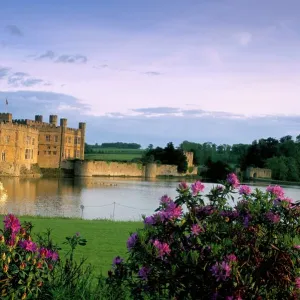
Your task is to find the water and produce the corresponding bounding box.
[0,177,300,221]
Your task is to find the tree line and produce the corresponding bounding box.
[181,135,300,182]
[85,142,141,153]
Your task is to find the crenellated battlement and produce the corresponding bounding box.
[0,111,86,171]
[0,121,39,133]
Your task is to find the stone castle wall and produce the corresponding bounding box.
[246,167,272,179]
[73,160,198,178]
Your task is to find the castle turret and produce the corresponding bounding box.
[79,122,86,160]
[35,115,43,122]
[59,118,68,166]
[0,113,12,123]
[49,115,58,126]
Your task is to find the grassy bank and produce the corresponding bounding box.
[16,216,142,274]
[85,148,144,162]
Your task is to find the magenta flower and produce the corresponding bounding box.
[6,233,16,247]
[51,251,59,261]
[191,181,205,196]
[160,195,172,205]
[294,245,300,250]
[138,266,150,280]
[226,173,240,189]
[178,181,189,191]
[226,254,237,262]
[127,233,138,251]
[295,277,300,289]
[266,185,284,199]
[210,261,231,281]
[191,224,203,236]
[281,197,294,208]
[3,214,21,233]
[239,185,251,196]
[112,256,123,266]
[165,201,183,220]
[153,240,171,258]
[216,185,224,191]
[19,240,38,252]
[144,215,155,226]
[39,247,51,259]
[265,211,281,223]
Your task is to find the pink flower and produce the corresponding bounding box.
[210,261,231,281]
[165,202,183,220]
[191,181,205,196]
[294,245,300,250]
[3,214,21,233]
[19,240,38,252]
[178,181,189,191]
[226,254,237,262]
[266,185,284,198]
[295,277,300,289]
[191,224,203,236]
[226,173,240,189]
[160,195,172,205]
[281,197,294,208]
[239,185,251,196]
[153,240,171,258]
[265,211,280,223]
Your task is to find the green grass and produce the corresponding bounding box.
[17,216,142,274]
[85,148,145,162]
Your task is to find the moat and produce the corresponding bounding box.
[0,177,300,220]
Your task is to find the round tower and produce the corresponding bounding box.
[35,115,43,122]
[49,115,58,126]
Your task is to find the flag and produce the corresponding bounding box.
[5,99,8,105]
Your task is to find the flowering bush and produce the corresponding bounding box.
[0,214,59,299]
[108,173,300,299]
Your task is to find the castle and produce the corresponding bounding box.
[0,113,86,176]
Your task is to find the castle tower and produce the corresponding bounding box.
[59,118,67,167]
[49,115,58,126]
[0,113,12,123]
[79,122,86,160]
[35,115,43,122]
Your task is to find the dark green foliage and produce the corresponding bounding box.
[142,142,188,173]
[203,159,233,182]
[85,142,141,153]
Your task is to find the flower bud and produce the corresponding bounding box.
[3,264,8,273]
[2,252,6,260]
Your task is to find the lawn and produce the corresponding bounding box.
[17,216,142,274]
[85,148,145,162]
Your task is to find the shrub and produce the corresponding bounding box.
[0,215,59,299]
[107,173,300,299]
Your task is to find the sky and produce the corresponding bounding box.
[1,0,300,147]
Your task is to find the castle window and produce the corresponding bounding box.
[44,151,47,155]
[68,149,71,158]
[76,150,80,158]
[31,150,33,159]
[53,151,57,155]
[74,137,77,144]
[25,149,30,159]
[32,138,35,145]
[78,137,81,144]
[26,136,31,146]
[68,137,71,143]
[1,152,5,161]
[45,135,51,142]
[48,151,51,155]
[54,135,58,142]
[5,136,10,144]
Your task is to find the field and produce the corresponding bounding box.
[17,216,142,274]
[85,148,145,162]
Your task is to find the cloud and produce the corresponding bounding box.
[56,54,87,64]
[0,67,10,79]
[132,107,180,115]
[5,25,23,37]
[37,50,56,60]
[0,91,91,121]
[35,51,88,64]
[7,72,46,87]
[235,32,252,46]
[144,71,161,76]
